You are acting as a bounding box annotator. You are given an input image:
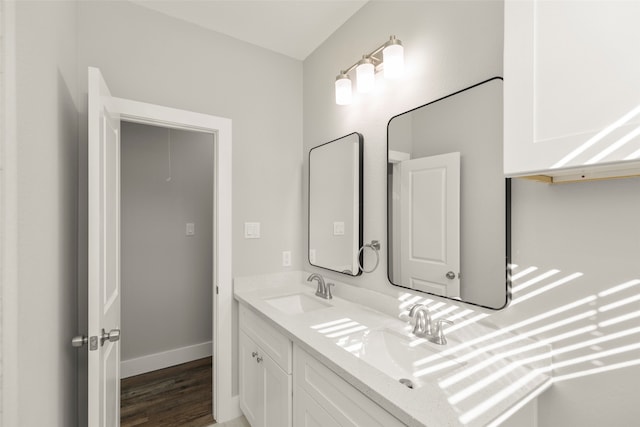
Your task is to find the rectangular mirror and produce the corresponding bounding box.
[387,78,510,309]
[309,132,363,276]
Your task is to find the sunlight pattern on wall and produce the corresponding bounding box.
[306,262,639,425]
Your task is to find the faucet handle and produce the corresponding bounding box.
[326,282,334,299]
[434,319,453,345]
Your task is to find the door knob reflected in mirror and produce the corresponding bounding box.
[446,271,456,280]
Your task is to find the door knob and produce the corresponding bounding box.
[71,335,88,348]
[446,271,456,280]
[100,328,121,346]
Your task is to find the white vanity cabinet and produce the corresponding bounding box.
[504,0,640,180]
[293,345,405,427]
[239,304,292,427]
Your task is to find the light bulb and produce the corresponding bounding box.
[335,73,352,105]
[356,57,375,93]
[383,36,404,79]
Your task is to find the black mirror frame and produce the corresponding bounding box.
[385,77,512,310]
[308,132,364,276]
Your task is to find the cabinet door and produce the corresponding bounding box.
[239,331,263,427]
[504,0,640,176]
[294,345,405,427]
[263,352,292,427]
[294,386,340,427]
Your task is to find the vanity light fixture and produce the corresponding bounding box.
[383,36,405,79]
[356,56,375,93]
[335,72,352,105]
[335,35,405,105]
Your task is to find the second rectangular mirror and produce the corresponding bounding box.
[387,78,510,309]
[309,132,363,276]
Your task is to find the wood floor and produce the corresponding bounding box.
[121,357,215,427]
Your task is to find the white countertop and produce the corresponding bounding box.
[234,271,551,427]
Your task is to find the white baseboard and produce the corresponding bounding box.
[121,341,212,378]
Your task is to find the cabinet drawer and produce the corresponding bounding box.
[294,345,405,427]
[240,303,292,374]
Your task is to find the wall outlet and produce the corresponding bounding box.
[244,222,261,239]
[282,251,291,267]
[309,249,316,264]
[186,223,195,236]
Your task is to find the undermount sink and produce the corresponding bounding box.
[264,293,331,315]
[337,328,467,389]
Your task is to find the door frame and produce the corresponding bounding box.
[110,95,237,422]
[1,1,19,426]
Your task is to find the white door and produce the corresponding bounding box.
[88,67,121,427]
[400,152,460,297]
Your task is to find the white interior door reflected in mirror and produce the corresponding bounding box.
[387,77,510,310]
[396,152,460,297]
[309,133,363,276]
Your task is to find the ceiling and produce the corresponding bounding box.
[130,0,369,60]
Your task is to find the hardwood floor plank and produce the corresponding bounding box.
[121,357,215,427]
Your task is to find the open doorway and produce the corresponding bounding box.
[119,122,214,426]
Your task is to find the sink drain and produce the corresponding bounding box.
[399,378,414,389]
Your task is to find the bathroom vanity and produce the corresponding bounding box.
[235,272,552,427]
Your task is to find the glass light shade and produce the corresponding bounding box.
[356,61,375,93]
[383,43,404,79]
[335,75,352,105]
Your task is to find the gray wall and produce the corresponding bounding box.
[303,1,640,425]
[13,1,79,426]
[121,122,213,362]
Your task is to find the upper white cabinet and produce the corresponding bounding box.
[504,0,640,180]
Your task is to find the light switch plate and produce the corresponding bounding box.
[186,223,195,236]
[282,251,291,267]
[244,222,261,239]
[333,221,345,236]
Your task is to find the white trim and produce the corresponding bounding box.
[108,85,238,422]
[1,2,19,426]
[388,150,410,164]
[121,342,213,379]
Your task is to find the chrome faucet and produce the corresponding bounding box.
[407,304,454,345]
[307,273,334,299]
[408,304,433,336]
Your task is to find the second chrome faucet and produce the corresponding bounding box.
[408,304,453,345]
[307,273,334,300]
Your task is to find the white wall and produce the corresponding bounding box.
[7,1,79,426]
[74,1,303,423]
[120,122,213,369]
[303,1,640,426]
[304,0,503,299]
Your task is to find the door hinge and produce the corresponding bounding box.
[216,286,219,295]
